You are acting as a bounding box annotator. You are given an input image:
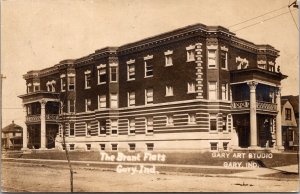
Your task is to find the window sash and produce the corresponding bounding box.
[187,50,195,61]
[85,74,91,88]
[99,95,106,109]
[188,82,195,93]
[69,123,75,136]
[145,62,153,77]
[208,50,217,67]
[127,64,135,80]
[128,92,135,106]
[110,67,117,82]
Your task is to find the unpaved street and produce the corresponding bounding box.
[1,161,298,192]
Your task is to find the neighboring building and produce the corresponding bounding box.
[1,121,23,150]
[281,95,299,150]
[19,23,287,152]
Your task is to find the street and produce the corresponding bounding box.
[1,161,298,192]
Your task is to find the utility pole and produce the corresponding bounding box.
[0,74,6,135]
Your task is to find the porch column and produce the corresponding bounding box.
[22,105,28,150]
[275,88,284,150]
[247,81,258,148]
[40,100,47,149]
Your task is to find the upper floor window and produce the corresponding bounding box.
[68,100,75,113]
[208,49,217,68]
[85,98,92,112]
[110,93,118,109]
[187,82,196,93]
[85,70,91,89]
[86,122,91,136]
[145,88,153,105]
[166,85,174,96]
[166,115,174,126]
[69,123,75,136]
[257,60,267,70]
[144,55,153,78]
[128,119,135,135]
[98,120,106,136]
[209,114,217,131]
[27,83,33,93]
[208,82,217,100]
[221,83,228,100]
[46,81,56,92]
[128,91,135,107]
[111,119,118,135]
[268,61,275,72]
[220,51,228,69]
[127,63,135,81]
[110,67,118,82]
[285,108,292,120]
[68,75,75,91]
[146,117,153,134]
[33,83,40,92]
[97,64,107,84]
[164,50,173,66]
[98,95,106,109]
[186,45,195,62]
[188,113,196,124]
[236,56,249,70]
[60,74,66,91]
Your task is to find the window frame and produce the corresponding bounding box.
[146,117,154,135]
[145,88,154,105]
[85,71,91,89]
[127,63,136,81]
[85,98,92,112]
[209,114,218,132]
[128,119,136,135]
[98,120,107,136]
[68,100,75,113]
[208,81,218,100]
[69,123,75,137]
[210,142,218,151]
[187,82,196,93]
[285,108,292,120]
[97,64,107,84]
[188,113,196,124]
[98,95,107,109]
[110,66,118,82]
[164,50,173,66]
[128,91,135,107]
[86,122,91,137]
[110,93,118,109]
[110,119,118,136]
[186,45,195,62]
[207,49,217,69]
[165,85,174,97]
[68,75,75,91]
[221,83,228,101]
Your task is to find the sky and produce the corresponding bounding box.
[1,0,299,129]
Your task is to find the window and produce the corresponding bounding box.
[69,123,75,136]
[146,117,154,134]
[236,57,249,69]
[110,67,117,82]
[98,120,107,135]
[86,122,91,136]
[186,45,195,62]
[86,144,91,151]
[166,115,174,126]
[100,144,105,151]
[128,119,135,135]
[27,83,33,93]
[221,83,228,100]
[111,120,118,135]
[97,66,107,84]
[111,144,118,151]
[285,108,292,120]
[187,82,196,93]
[258,63,266,69]
[209,114,217,131]
[85,99,92,112]
[69,100,75,113]
[223,142,229,151]
[221,51,228,69]
[47,81,55,92]
[85,71,91,89]
[166,85,174,96]
[27,105,32,115]
[146,143,154,151]
[144,61,153,77]
[208,49,217,68]
[110,93,118,108]
[208,82,217,100]
[61,76,66,91]
[269,64,275,72]
[69,144,75,151]
[188,114,196,124]
[129,143,136,151]
[33,84,40,92]
[127,64,135,80]
[68,76,75,91]
[164,50,173,66]
[222,116,227,132]
[210,142,218,151]
[227,114,232,132]
[128,92,135,107]
[98,95,106,109]
[145,88,153,104]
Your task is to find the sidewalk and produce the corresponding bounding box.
[2,157,299,181]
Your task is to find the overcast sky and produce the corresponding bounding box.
[1,0,299,129]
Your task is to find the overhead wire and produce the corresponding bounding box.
[288,0,299,31]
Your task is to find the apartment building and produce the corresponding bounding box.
[19,23,287,152]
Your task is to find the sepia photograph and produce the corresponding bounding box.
[1,0,299,192]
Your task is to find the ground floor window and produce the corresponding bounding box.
[129,143,136,151]
[210,142,218,151]
[69,144,75,151]
[100,144,105,151]
[146,143,154,151]
[86,144,91,151]
[223,142,229,151]
[111,144,118,151]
